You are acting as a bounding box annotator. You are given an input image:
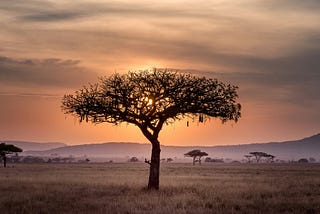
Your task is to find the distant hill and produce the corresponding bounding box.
[24,142,151,158]
[1,141,67,151]
[21,133,320,162]
[194,133,320,161]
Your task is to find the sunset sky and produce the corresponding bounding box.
[1,0,319,146]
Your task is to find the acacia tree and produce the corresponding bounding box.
[244,155,253,163]
[62,69,241,190]
[249,152,267,163]
[265,154,275,163]
[0,143,23,168]
[249,152,275,163]
[184,150,208,165]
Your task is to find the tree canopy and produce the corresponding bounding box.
[62,69,241,139]
[249,152,275,163]
[62,69,241,189]
[185,149,209,157]
[0,143,23,167]
[184,149,209,165]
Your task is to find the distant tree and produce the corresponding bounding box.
[249,152,275,163]
[213,158,224,163]
[205,157,212,162]
[51,157,62,163]
[129,157,139,162]
[244,155,253,163]
[166,158,173,163]
[309,157,316,163]
[205,157,224,163]
[265,154,275,163]
[21,156,45,163]
[185,150,208,165]
[298,158,309,163]
[62,69,241,189]
[249,152,267,163]
[0,143,23,167]
[232,160,241,164]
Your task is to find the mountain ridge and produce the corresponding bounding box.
[0,141,67,151]
[15,133,320,161]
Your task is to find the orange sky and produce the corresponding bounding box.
[0,0,320,145]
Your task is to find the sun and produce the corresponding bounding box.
[145,97,153,106]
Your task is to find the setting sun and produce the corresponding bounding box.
[146,97,153,106]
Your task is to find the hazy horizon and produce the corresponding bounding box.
[3,132,319,148]
[1,0,320,146]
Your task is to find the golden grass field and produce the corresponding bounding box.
[1,163,320,213]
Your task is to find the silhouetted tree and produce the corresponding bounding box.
[62,69,241,190]
[244,155,253,163]
[249,152,268,163]
[205,157,224,163]
[185,150,208,165]
[0,143,23,167]
[298,158,309,163]
[129,157,139,162]
[21,156,45,163]
[265,154,275,163]
[248,152,275,163]
[309,157,316,163]
[166,158,173,163]
[205,157,212,162]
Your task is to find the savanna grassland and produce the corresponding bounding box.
[1,163,320,214]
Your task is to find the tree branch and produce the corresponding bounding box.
[145,158,151,165]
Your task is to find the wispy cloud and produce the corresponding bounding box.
[0,56,97,88]
[19,11,85,22]
[185,46,320,106]
[0,92,62,98]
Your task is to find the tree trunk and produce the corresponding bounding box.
[148,141,161,190]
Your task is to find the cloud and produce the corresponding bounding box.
[0,56,97,89]
[1,0,320,103]
[19,12,85,22]
[185,47,320,107]
[259,0,320,12]
[2,0,320,70]
[0,92,61,98]
[8,1,222,23]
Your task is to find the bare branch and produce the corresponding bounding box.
[145,158,151,165]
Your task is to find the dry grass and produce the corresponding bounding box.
[1,163,320,213]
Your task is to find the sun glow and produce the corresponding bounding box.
[145,97,153,106]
